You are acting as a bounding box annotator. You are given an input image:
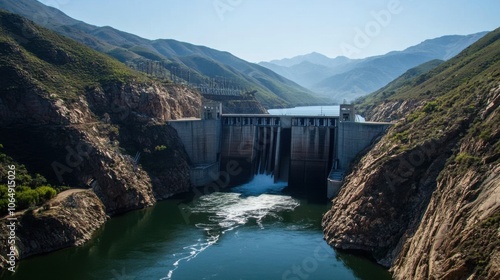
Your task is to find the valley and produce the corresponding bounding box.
[0,1,498,279]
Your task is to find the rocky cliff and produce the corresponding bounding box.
[0,11,202,263]
[323,29,500,279]
[11,190,107,259]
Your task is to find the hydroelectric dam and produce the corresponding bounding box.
[168,104,391,198]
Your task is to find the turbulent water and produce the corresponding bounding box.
[4,175,391,280]
[166,175,296,279]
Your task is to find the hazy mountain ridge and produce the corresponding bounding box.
[261,32,488,103]
[0,0,327,108]
[323,28,500,279]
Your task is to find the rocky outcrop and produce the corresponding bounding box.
[391,86,500,279]
[323,29,500,279]
[0,81,200,262]
[0,11,202,264]
[0,190,106,261]
[0,81,201,214]
[323,87,500,279]
[362,99,425,122]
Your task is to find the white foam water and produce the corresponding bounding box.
[163,175,298,279]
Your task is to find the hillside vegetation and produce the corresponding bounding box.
[323,28,499,279]
[0,10,146,101]
[0,0,326,108]
[0,10,203,264]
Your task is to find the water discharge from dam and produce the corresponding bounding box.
[4,175,392,280]
[166,175,292,279]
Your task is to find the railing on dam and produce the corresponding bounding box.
[222,115,338,128]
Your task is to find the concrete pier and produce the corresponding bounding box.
[169,119,221,187]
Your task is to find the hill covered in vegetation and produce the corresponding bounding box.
[0,0,326,108]
[0,10,202,265]
[323,28,500,279]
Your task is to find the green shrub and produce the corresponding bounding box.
[31,173,48,187]
[35,186,57,201]
[16,188,40,209]
[154,145,168,152]
[455,152,481,166]
[391,131,409,144]
[423,101,439,113]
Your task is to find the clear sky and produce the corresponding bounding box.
[38,0,499,63]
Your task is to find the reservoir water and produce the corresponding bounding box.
[268,105,365,121]
[4,175,391,280]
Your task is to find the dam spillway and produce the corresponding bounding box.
[219,115,338,192]
[168,104,391,197]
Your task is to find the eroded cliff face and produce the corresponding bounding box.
[0,81,202,262]
[323,90,500,277]
[15,190,106,259]
[0,11,204,265]
[322,30,500,279]
[0,190,106,268]
[391,86,500,279]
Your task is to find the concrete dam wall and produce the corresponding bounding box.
[169,114,391,197]
[220,115,338,193]
[169,119,221,187]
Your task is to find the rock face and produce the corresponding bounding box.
[322,29,500,279]
[0,11,202,262]
[0,190,106,268]
[391,87,500,280]
[12,190,106,259]
[0,81,201,263]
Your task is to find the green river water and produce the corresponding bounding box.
[3,175,391,280]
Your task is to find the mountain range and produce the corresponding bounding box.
[260,32,488,103]
[0,0,327,108]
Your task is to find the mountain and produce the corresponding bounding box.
[261,32,488,103]
[266,52,351,68]
[355,59,444,120]
[0,9,204,261]
[0,0,326,108]
[323,28,500,279]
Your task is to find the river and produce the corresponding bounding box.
[4,174,391,280]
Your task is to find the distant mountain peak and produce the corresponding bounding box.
[260,31,488,103]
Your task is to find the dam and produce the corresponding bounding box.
[168,103,391,198]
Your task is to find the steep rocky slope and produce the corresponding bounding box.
[322,28,500,279]
[12,190,107,259]
[0,11,201,262]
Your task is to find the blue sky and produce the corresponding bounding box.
[39,0,499,62]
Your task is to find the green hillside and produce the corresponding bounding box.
[323,28,500,279]
[0,0,326,108]
[361,27,499,150]
[0,10,145,100]
[355,59,444,116]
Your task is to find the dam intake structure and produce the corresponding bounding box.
[168,103,391,198]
